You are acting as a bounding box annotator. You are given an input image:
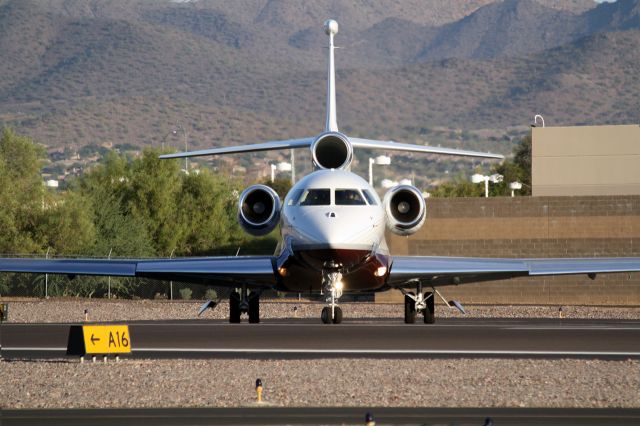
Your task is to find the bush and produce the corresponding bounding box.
[204,288,218,301]
[179,288,192,300]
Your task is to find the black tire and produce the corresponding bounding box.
[423,292,435,324]
[404,293,416,324]
[248,291,260,324]
[321,307,331,324]
[332,306,343,324]
[229,291,241,323]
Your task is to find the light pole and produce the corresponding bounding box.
[270,162,292,182]
[45,247,50,298]
[107,248,113,299]
[175,124,188,173]
[532,114,545,128]
[290,150,296,184]
[471,173,504,197]
[509,181,522,197]
[169,248,176,300]
[160,130,174,151]
[368,155,391,186]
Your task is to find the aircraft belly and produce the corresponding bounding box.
[278,248,389,293]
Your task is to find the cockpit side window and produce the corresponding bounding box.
[362,189,378,205]
[287,189,304,206]
[299,188,331,206]
[335,189,366,205]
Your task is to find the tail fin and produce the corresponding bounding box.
[324,19,339,132]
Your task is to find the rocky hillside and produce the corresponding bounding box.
[0,0,637,155]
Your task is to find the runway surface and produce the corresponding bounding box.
[2,318,640,359]
[3,407,640,426]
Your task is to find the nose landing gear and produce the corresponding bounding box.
[321,270,343,324]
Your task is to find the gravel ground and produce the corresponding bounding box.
[1,358,638,409]
[1,300,639,410]
[3,299,640,323]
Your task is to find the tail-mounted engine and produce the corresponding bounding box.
[383,185,426,236]
[311,132,353,170]
[238,184,281,236]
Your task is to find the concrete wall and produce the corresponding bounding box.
[532,124,640,196]
[378,196,640,305]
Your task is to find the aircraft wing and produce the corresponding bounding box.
[387,256,640,287]
[0,256,277,288]
[350,138,504,160]
[159,137,315,159]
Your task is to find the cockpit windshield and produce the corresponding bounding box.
[299,188,331,206]
[335,189,366,205]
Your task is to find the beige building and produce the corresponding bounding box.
[532,124,640,196]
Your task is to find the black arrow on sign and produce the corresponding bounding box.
[90,334,100,345]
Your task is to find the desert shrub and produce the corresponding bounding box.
[179,288,192,300]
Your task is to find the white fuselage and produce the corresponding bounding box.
[274,169,391,293]
[282,170,386,252]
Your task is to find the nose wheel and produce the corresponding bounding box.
[321,306,343,324]
[321,269,343,324]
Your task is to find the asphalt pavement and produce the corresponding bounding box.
[2,407,640,426]
[2,318,640,359]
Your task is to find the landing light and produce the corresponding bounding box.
[278,267,288,277]
[375,266,387,277]
[335,281,344,290]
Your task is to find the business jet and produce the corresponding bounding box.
[2,20,639,324]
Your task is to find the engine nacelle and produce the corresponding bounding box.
[311,132,353,170]
[238,184,281,236]
[383,185,426,236]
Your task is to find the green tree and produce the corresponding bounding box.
[432,135,531,197]
[430,176,484,198]
[37,191,96,255]
[128,149,183,256]
[176,169,244,255]
[77,151,155,258]
[0,128,46,254]
[261,177,292,199]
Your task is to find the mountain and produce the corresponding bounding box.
[0,0,637,155]
[359,0,640,63]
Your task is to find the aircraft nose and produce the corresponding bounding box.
[303,210,367,245]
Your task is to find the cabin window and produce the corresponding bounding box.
[362,189,378,205]
[335,189,366,205]
[299,188,331,206]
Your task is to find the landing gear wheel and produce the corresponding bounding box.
[321,307,331,324]
[248,291,260,324]
[423,291,435,324]
[229,291,241,323]
[404,292,416,324]
[332,306,343,324]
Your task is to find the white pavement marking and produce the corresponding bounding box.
[132,348,640,356]
[509,326,640,330]
[1,347,68,351]
[3,347,639,357]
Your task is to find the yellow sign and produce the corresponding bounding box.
[82,325,131,354]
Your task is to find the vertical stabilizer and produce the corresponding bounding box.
[324,19,339,132]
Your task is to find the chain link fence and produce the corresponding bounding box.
[0,251,252,301]
[0,270,240,301]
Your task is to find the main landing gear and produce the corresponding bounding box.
[403,289,435,324]
[229,285,261,323]
[321,269,343,324]
[400,282,466,324]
